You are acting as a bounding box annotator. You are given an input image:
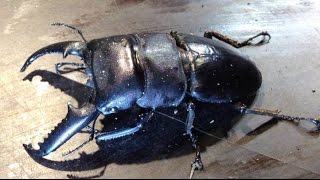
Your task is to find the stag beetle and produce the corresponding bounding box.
[21,23,320,178]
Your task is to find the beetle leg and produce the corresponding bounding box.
[185,102,203,179]
[204,31,271,48]
[95,111,154,142]
[84,125,101,134]
[55,62,87,74]
[171,31,201,60]
[23,102,100,157]
[235,104,320,131]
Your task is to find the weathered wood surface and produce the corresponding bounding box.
[1,0,320,178]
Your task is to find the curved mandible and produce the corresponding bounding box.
[23,103,99,157]
[20,41,86,72]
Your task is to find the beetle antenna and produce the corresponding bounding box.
[51,22,88,43]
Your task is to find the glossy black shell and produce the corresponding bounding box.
[88,33,262,113]
[88,33,187,114]
[179,33,262,103]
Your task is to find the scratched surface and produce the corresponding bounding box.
[1,0,320,178]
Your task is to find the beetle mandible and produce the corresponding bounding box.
[20,23,320,177]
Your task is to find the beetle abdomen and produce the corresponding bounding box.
[179,34,262,103]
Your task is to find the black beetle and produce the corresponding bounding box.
[20,23,320,177]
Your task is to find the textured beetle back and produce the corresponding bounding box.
[135,33,187,108]
[178,33,262,103]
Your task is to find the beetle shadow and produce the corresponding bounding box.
[22,70,272,177]
[23,70,93,107]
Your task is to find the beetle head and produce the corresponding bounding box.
[63,41,87,59]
